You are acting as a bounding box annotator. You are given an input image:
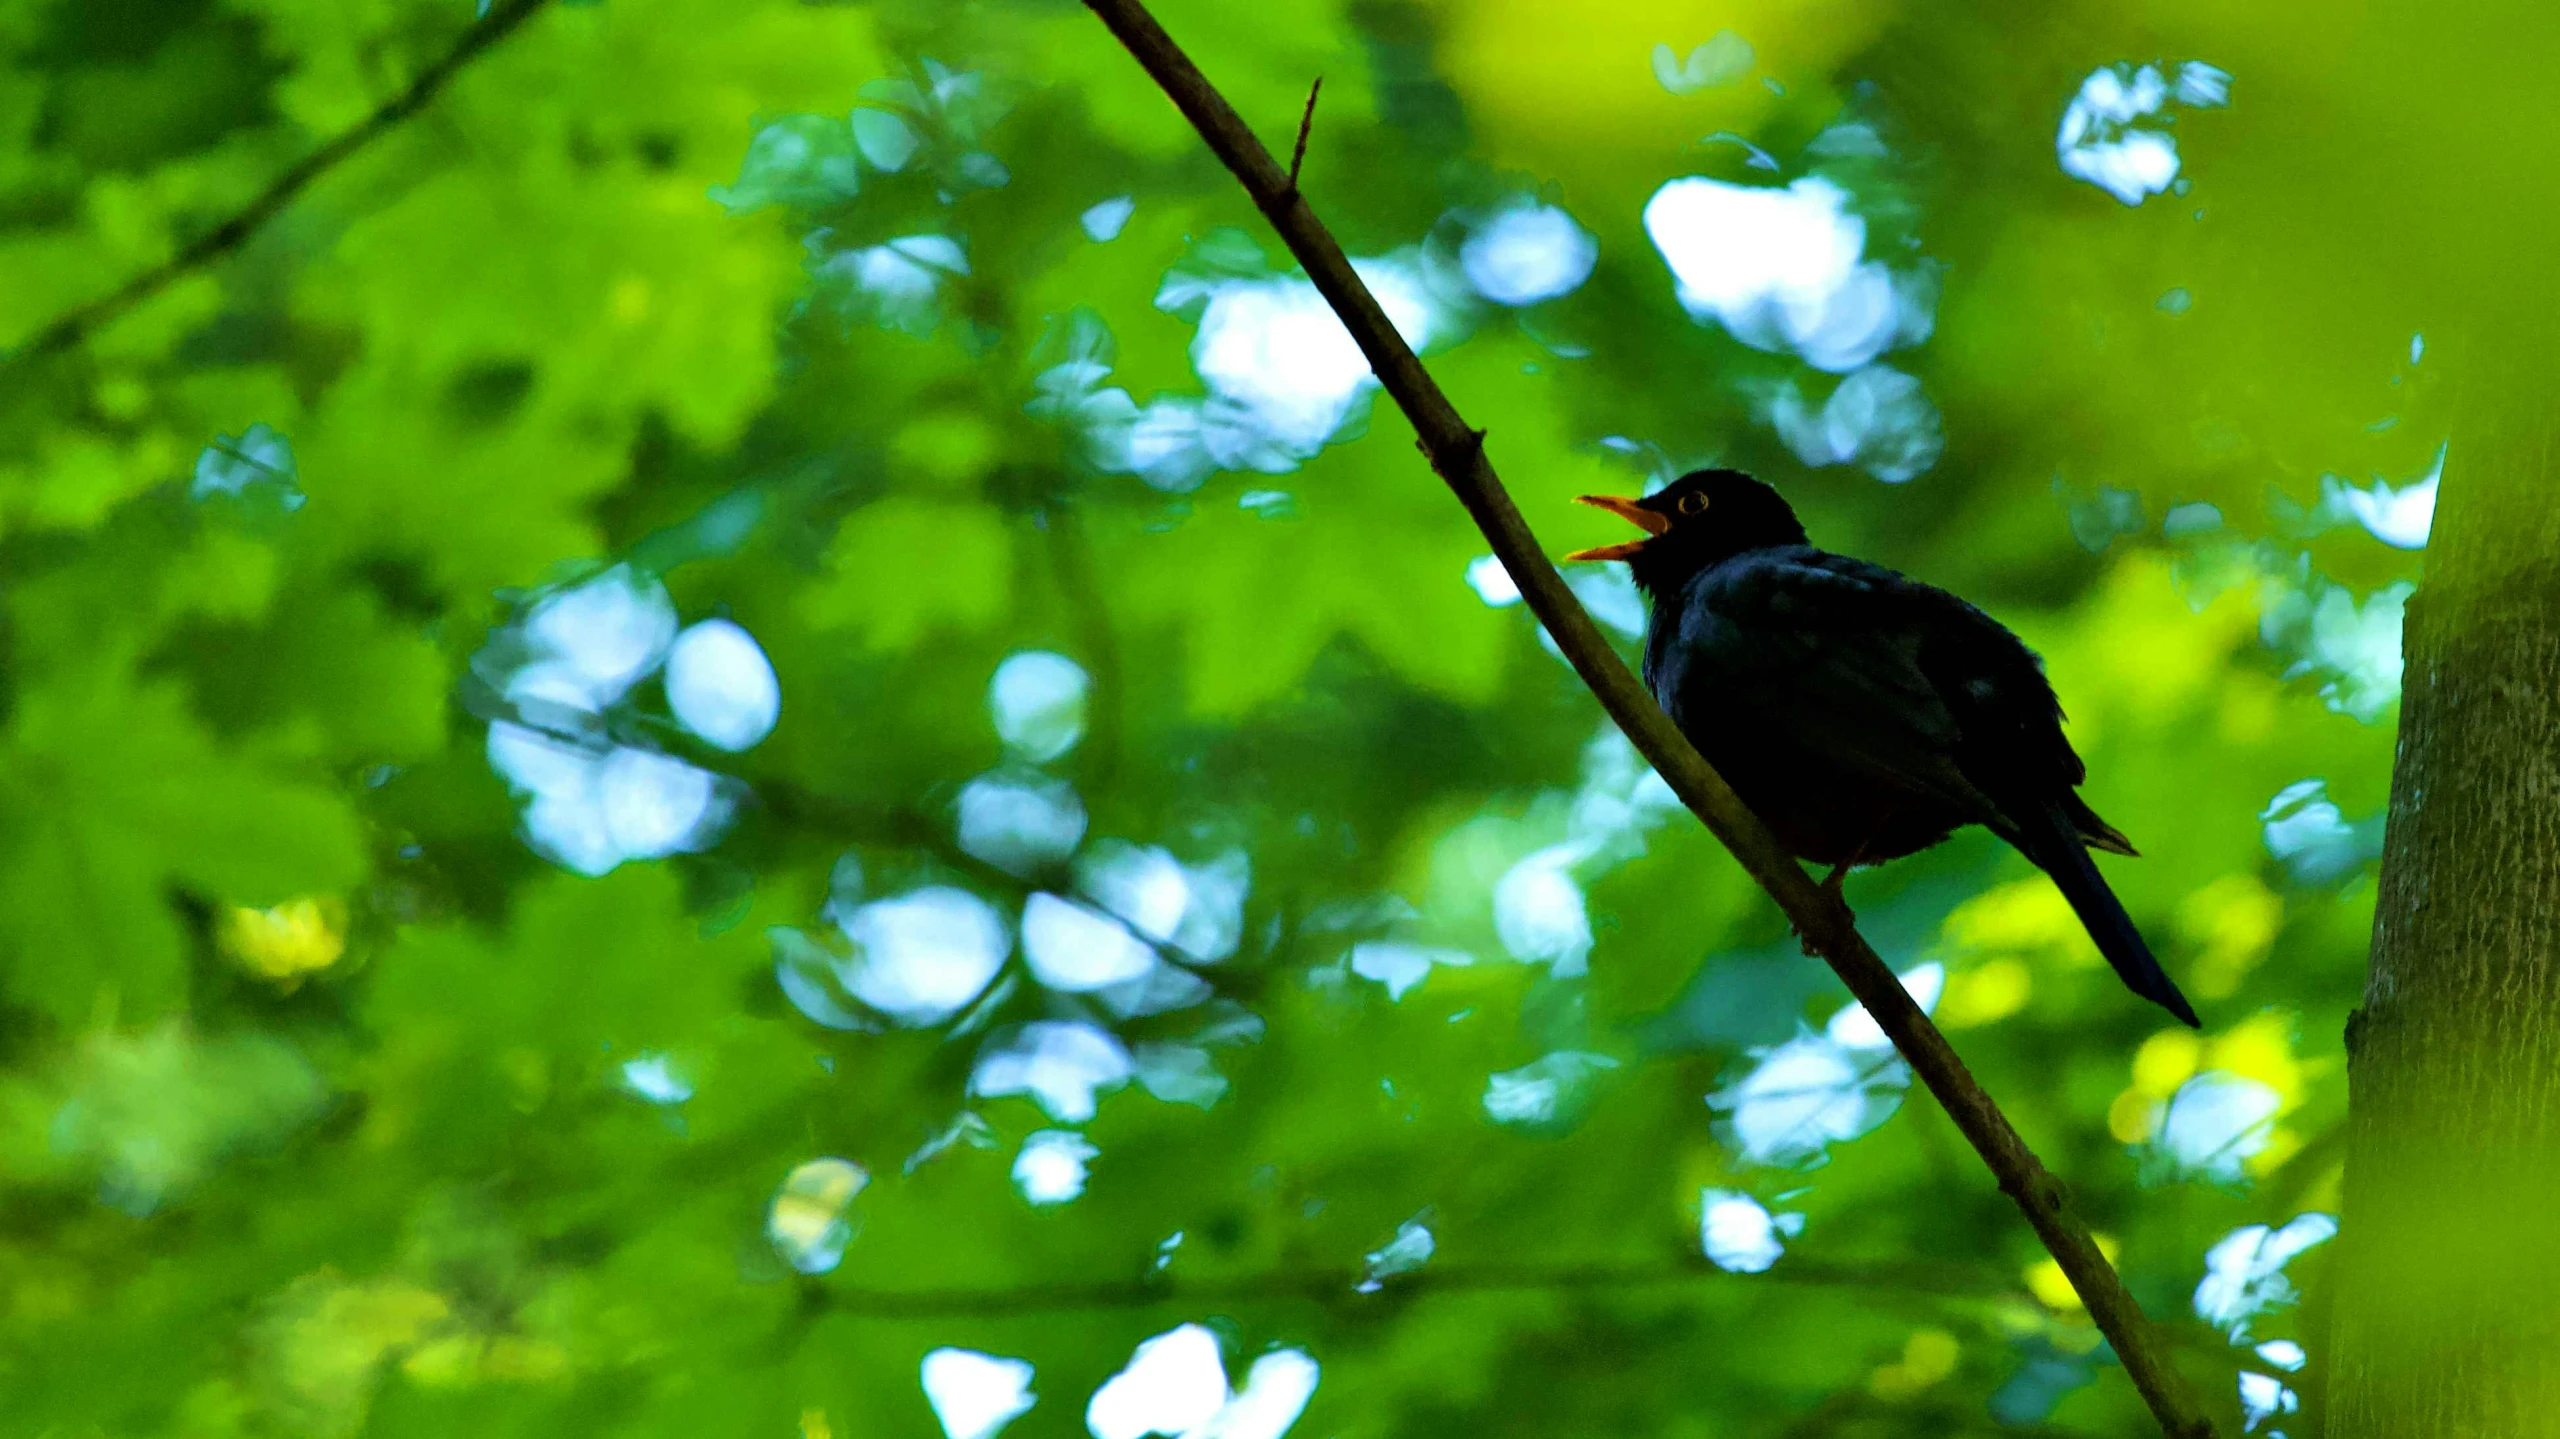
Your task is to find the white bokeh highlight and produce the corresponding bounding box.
[1465,554,1522,606]
[971,1020,1134,1123]
[1087,1325,1229,1439]
[2057,61,2231,206]
[1492,845,1594,977]
[1356,1215,1435,1292]
[823,234,969,331]
[1700,1188,1804,1274]
[2238,1371,2298,1434]
[1097,965,1216,1023]
[1644,176,1933,373]
[1082,195,1136,242]
[619,1053,692,1105]
[664,618,780,751]
[839,887,1013,1027]
[956,771,1089,876]
[1132,1041,1229,1107]
[1023,893,1159,992]
[487,725,728,877]
[1767,364,1945,484]
[2263,782,2362,888]
[2153,1071,2283,1183]
[1088,1326,1319,1439]
[991,651,1091,762]
[2321,449,2440,549]
[1712,1031,1911,1167]
[1102,252,1445,489]
[2194,1213,2337,1339]
[1013,1129,1100,1206]
[1824,962,1944,1050]
[522,567,677,709]
[482,567,775,876]
[767,1157,868,1274]
[1483,1050,1619,1127]
[1194,268,1426,455]
[1204,1350,1321,1439]
[2260,577,2411,723]
[1349,942,1471,1001]
[1079,842,1250,964]
[1459,203,1598,307]
[923,1348,1038,1439]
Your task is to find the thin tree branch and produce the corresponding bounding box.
[477,690,1032,894]
[6,0,555,362]
[815,1252,2022,1318]
[1043,501,1128,792]
[1072,4,2214,1435]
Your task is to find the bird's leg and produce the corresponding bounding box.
[1799,858,1862,957]
[1798,825,1884,956]
[1800,865,1856,957]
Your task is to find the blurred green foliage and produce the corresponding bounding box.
[0,0,2437,1434]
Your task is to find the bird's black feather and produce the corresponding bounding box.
[2013,798,2200,1027]
[1600,470,2198,1027]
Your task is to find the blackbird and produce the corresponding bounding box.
[1566,468,2198,1027]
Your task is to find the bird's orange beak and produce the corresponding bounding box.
[1563,494,1669,563]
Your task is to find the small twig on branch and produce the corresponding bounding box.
[1074,3,2214,1435]
[1287,77,1322,192]
[6,0,556,363]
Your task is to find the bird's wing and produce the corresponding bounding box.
[1660,550,2011,825]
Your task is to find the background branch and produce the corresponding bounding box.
[814,1252,2023,1318]
[1073,3,2213,1434]
[5,0,555,361]
[1043,501,1129,791]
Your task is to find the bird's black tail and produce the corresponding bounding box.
[2022,801,2199,1028]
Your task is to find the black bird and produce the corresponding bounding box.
[1566,469,2197,1027]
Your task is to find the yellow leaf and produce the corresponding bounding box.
[2107,1089,2161,1144]
[2178,874,2285,1000]
[2024,1234,2119,1312]
[1422,0,1884,203]
[220,897,348,989]
[2130,1028,2204,1099]
[1941,879,2100,969]
[1869,1327,1961,1397]
[2205,1010,2305,1105]
[1938,958,2032,1027]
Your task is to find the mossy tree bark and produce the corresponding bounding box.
[2328,341,2560,1432]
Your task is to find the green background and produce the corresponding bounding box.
[0,0,2430,1433]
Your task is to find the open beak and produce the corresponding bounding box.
[1563,494,1669,563]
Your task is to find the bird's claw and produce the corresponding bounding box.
[1794,906,1853,957]
[1794,862,1859,956]
[1796,862,1856,953]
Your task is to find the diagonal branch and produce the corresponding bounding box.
[6,0,555,362]
[1074,3,2214,1435]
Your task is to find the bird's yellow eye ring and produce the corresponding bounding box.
[1677,491,1709,516]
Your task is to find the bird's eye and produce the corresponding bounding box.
[1677,492,1709,516]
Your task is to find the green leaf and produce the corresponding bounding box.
[0,659,365,1025]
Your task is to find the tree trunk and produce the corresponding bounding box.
[2327,345,2560,1433]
